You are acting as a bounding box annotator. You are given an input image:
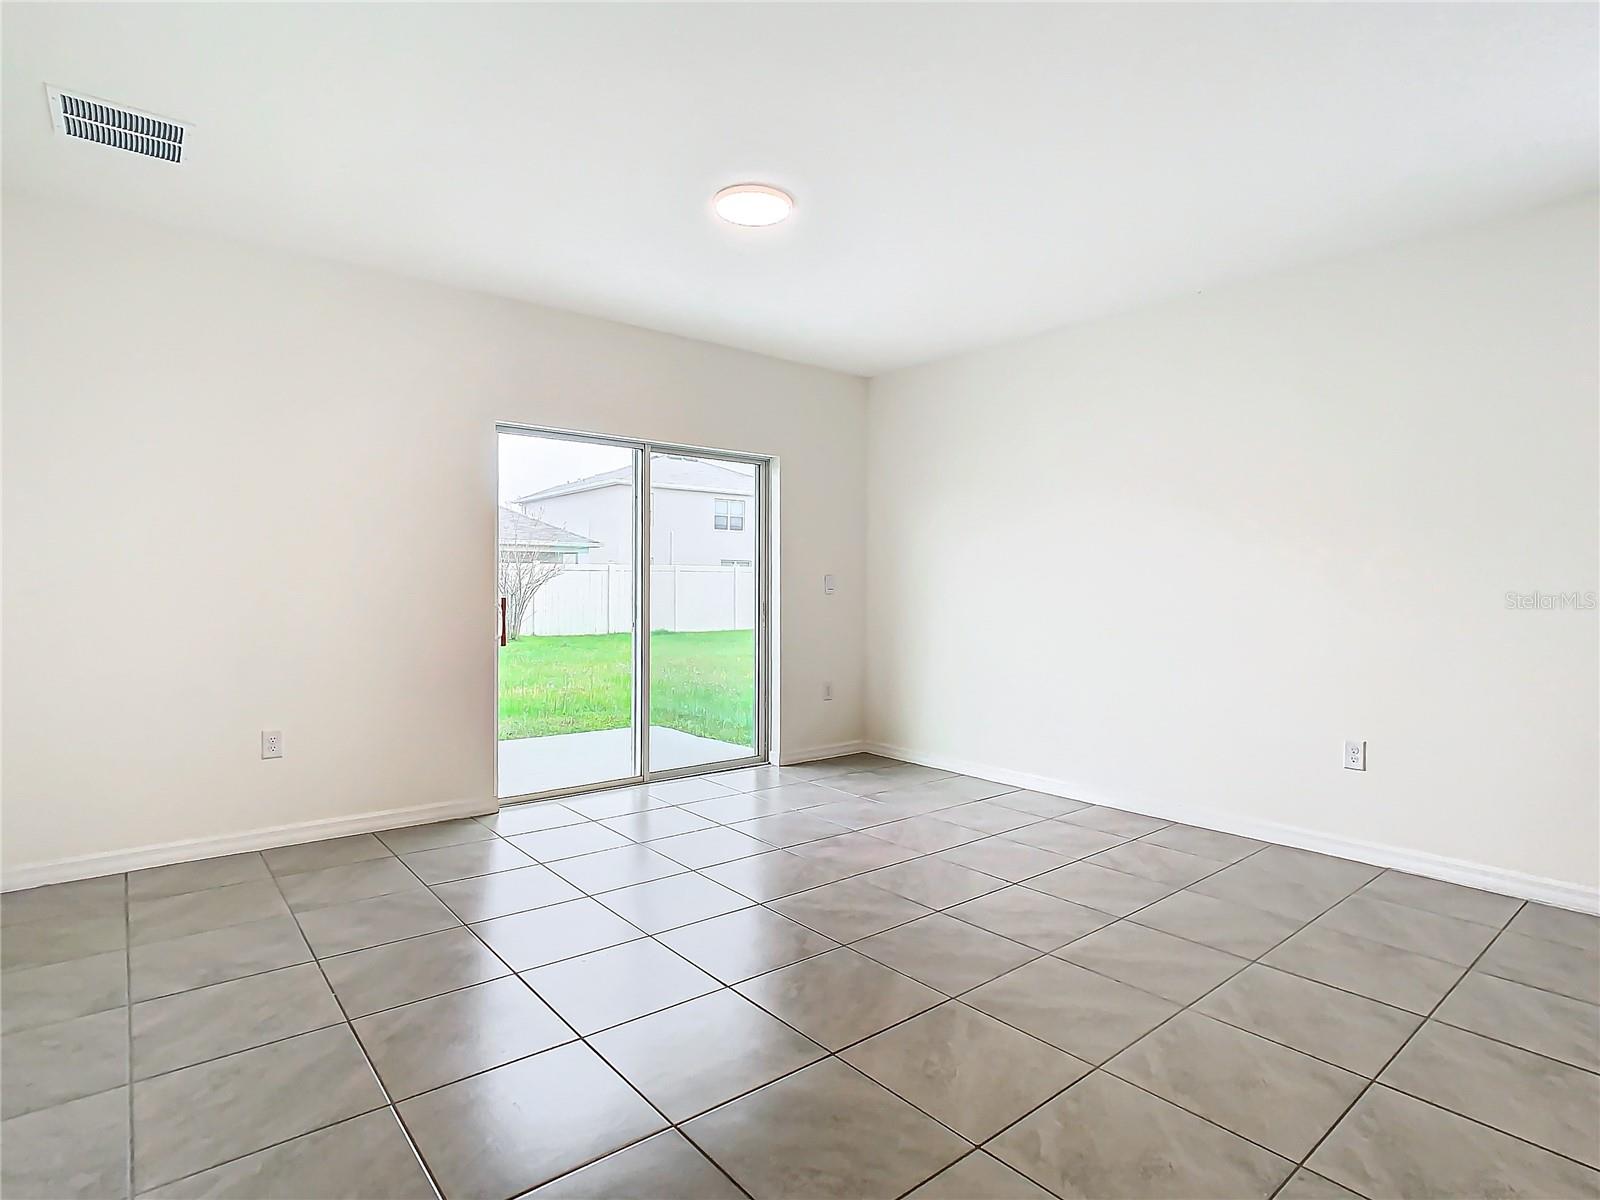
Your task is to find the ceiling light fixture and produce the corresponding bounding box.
[713,183,794,227]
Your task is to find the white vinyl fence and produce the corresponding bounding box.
[520,564,756,636]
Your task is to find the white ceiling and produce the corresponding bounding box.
[4,3,1596,376]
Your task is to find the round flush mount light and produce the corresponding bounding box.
[713,183,794,227]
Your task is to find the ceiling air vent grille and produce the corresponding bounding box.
[47,87,187,163]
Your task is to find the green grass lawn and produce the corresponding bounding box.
[498,630,755,745]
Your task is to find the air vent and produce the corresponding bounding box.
[46,87,187,163]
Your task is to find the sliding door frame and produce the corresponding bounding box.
[494,422,771,804]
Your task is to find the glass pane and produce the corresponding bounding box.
[649,452,758,772]
[497,431,636,797]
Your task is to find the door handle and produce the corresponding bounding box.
[499,597,508,647]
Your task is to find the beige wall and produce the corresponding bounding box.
[1,195,868,882]
[866,196,1599,903]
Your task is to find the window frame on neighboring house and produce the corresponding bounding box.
[714,496,746,531]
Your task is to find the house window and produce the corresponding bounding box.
[714,497,745,531]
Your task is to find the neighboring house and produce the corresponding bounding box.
[497,507,598,563]
[512,455,755,565]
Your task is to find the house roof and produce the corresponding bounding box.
[514,455,756,504]
[497,506,598,549]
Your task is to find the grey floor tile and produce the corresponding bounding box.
[1357,870,1521,928]
[296,888,461,958]
[590,989,824,1121]
[946,886,1113,951]
[750,781,862,811]
[546,844,686,894]
[1195,964,1421,1076]
[598,808,717,842]
[1379,1021,1600,1167]
[1024,862,1176,916]
[129,880,290,946]
[735,947,943,1050]
[935,836,1071,882]
[321,926,508,1017]
[1190,858,1360,922]
[479,802,588,835]
[522,938,720,1034]
[1274,1169,1365,1200]
[353,975,573,1098]
[860,857,1008,908]
[1477,930,1600,1004]
[1,873,124,928]
[989,1071,1292,1200]
[1138,824,1265,864]
[648,826,772,869]
[647,776,739,804]
[1263,925,1465,1014]
[854,913,1038,995]
[989,791,1092,819]
[1306,1084,1600,1200]
[129,915,311,1001]
[397,1042,665,1200]
[1106,1010,1366,1159]
[560,786,668,820]
[866,816,987,854]
[262,834,393,877]
[130,854,271,900]
[683,1057,969,1199]
[1129,889,1304,958]
[1247,846,1382,894]
[132,1025,386,1191]
[790,831,922,873]
[274,857,422,913]
[3,911,127,971]
[1,1085,128,1200]
[680,792,790,824]
[1435,970,1600,1072]
[471,897,642,970]
[702,848,859,901]
[400,838,534,885]
[881,775,1015,805]
[768,877,933,942]
[934,800,1040,835]
[964,957,1178,1063]
[842,1001,1088,1141]
[1057,806,1169,837]
[804,799,900,831]
[1056,921,1247,1004]
[1,949,127,1034]
[1086,841,1220,887]
[430,863,582,922]
[131,962,342,1079]
[595,872,751,934]
[139,1109,434,1199]
[1506,902,1599,951]
[508,824,636,862]
[657,905,837,983]
[1002,820,1127,859]
[729,811,857,848]
[1,1007,128,1118]
[904,1151,1056,1200]
[707,764,793,793]
[376,818,497,855]
[1314,893,1500,966]
[527,1129,745,1199]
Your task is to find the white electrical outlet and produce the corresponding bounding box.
[822,681,834,701]
[1344,740,1366,771]
[261,730,284,760]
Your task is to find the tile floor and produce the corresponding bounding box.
[3,754,1598,1200]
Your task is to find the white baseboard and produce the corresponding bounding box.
[778,740,868,766]
[2,796,497,893]
[864,740,1600,916]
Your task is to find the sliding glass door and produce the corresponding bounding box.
[496,427,766,800]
